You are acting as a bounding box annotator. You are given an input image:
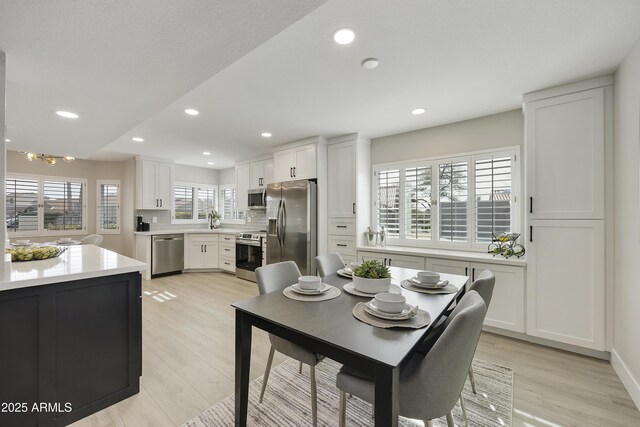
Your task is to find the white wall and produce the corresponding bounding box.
[612,35,640,408]
[218,167,236,185]
[174,163,218,184]
[371,109,523,165]
[6,150,134,255]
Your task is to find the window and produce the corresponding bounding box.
[97,180,120,234]
[219,185,244,221]
[172,182,217,223]
[5,174,87,236]
[373,148,518,249]
[475,155,512,242]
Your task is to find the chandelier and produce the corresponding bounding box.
[21,152,75,165]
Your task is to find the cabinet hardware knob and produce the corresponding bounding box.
[336,225,347,228]
[336,244,347,247]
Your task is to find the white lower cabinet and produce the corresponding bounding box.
[186,235,219,269]
[526,220,605,350]
[425,258,470,277]
[357,250,425,270]
[472,262,525,333]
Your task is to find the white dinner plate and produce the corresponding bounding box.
[408,277,449,289]
[337,268,353,278]
[290,283,332,295]
[363,300,415,320]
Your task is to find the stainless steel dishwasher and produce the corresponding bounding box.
[152,234,184,277]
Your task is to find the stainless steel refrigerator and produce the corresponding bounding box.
[266,180,317,275]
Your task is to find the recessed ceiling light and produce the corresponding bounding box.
[411,108,426,115]
[207,162,215,165]
[55,110,79,119]
[202,151,211,155]
[132,137,144,142]
[184,108,199,116]
[4,138,10,142]
[261,132,272,138]
[333,28,355,45]
[361,58,379,70]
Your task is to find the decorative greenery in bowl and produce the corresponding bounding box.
[352,260,392,293]
[353,260,391,279]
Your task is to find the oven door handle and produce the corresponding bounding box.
[237,240,261,247]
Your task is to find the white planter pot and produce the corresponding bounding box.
[352,276,391,294]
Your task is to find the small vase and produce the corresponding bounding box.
[352,276,392,293]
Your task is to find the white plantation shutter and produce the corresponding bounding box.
[221,186,236,219]
[404,165,432,240]
[5,177,39,232]
[438,161,468,242]
[174,185,194,220]
[475,156,512,242]
[197,187,217,219]
[43,179,85,232]
[375,168,400,236]
[97,180,120,233]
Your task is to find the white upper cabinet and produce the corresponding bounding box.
[273,143,317,182]
[525,87,605,220]
[135,158,174,210]
[250,159,273,188]
[328,141,357,217]
[236,163,251,212]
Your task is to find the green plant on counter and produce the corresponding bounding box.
[353,260,391,279]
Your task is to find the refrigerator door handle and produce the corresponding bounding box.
[276,199,283,247]
[281,200,286,245]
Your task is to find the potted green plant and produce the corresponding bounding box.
[352,260,392,293]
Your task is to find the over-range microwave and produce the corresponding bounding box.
[247,188,267,209]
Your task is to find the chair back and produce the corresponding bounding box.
[315,252,345,279]
[81,234,104,246]
[469,269,495,308]
[255,261,301,295]
[401,291,486,420]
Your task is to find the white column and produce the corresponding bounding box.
[0,51,7,278]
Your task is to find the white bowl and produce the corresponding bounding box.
[58,238,73,243]
[374,293,406,314]
[298,275,321,290]
[353,276,391,293]
[16,239,30,245]
[416,271,440,284]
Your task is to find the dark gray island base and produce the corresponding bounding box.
[0,271,142,427]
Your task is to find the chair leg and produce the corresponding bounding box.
[259,345,275,403]
[459,394,468,426]
[468,365,477,394]
[339,390,346,427]
[299,361,303,374]
[310,365,317,427]
[445,411,455,427]
[424,420,434,427]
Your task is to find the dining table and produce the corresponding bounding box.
[232,266,468,427]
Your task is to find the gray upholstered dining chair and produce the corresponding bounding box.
[465,269,495,393]
[336,291,487,427]
[315,252,346,279]
[255,261,323,426]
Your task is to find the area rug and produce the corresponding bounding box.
[183,358,513,426]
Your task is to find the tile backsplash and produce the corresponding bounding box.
[135,209,267,232]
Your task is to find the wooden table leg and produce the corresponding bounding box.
[374,364,399,427]
[235,310,252,427]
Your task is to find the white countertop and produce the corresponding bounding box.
[357,245,527,267]
[1,244,146,292]
[134,228,260,236]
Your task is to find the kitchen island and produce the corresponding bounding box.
[0,245,145,427]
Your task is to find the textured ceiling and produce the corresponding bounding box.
[3,0,640,169]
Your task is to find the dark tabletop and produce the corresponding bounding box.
[232,266,467,368]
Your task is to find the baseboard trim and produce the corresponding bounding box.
[482,326,610,360]
[611,349,640,410]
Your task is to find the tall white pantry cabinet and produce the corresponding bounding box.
[524,76,611,351]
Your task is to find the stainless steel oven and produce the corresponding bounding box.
[235,233,263,282]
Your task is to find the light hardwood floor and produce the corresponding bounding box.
[71,272,640,427]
